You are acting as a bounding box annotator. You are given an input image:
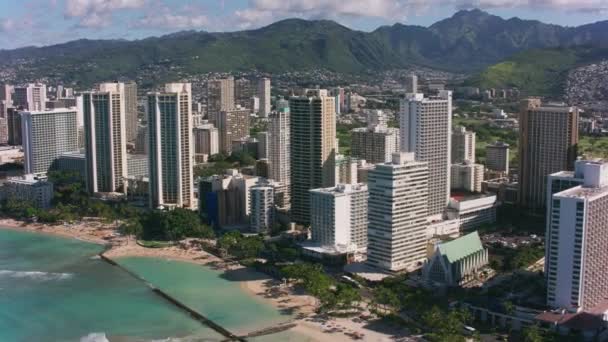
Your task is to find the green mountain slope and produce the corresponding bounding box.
[467,47,608,96]
[2,10,608,86]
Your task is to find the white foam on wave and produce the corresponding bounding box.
[79,332,109,342]
[0,270,73,281]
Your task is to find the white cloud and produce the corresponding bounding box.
[136,12,210,30]
[235,0,608,28]
[0,19,15,32]
[65,0,146,28]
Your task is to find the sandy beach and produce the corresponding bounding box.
[0,219,414,341]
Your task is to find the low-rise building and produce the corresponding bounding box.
[451,162,484,193]
[199,169,259,229]
[422,231,489,287]
[51,150,86,180]
[426,218,460,239]
[127,154,148,178]
[448,194,498,231]
[482,178,518,204]
[1,174,53,208]
[302,183,368,263]
[486,141,510,174]
[249,183,274,233]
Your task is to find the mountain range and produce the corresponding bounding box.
[2,9,608,92]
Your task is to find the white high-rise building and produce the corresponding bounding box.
[22,108,78,175]
[310,183,368,252]
[268,106,291,207]
[400,91,452,218]
[13,83,47,111]
[83,83,128,193]
[452,126,476,163]
[193,121,219,162]
[147,83,195,209]
[546,160,608,312]
[367,152,429,272]
[250,183,275,233]
[258,78,271,118]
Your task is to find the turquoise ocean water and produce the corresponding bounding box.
[0,228,308,342]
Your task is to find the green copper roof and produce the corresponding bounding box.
[438,231,483,263]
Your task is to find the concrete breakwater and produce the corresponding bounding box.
[98,253,244,341]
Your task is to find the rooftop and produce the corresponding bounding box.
[20,107,77,115]
[437,231,484,264]
[555,184,608,200]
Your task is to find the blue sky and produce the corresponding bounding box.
[0,0,607,49]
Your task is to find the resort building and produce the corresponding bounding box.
[207,77,235,124]
[452,126,476,163]
[367,152,429,272]
[486,141,510,174]
[451,162,484,193]
[123,82,138,142]
[546,160,608,312]
[334,154,358,185]
[350,110,400,164]
[199,169,259,229]
[147,83,194,209]
[267,106,291,207]
[448,194,498,231]
[127,154,148,178]
[82,82,128,194]
[13,83,47,111]
[249,183,275,233]
[21,108,79,176]
[193,121,219,163]
[216,107,249,155]
[1,174,54,208]
[257,78,271,117]
[519,98,579,210]
[422,231,489,287]
[289,90,336,225]
[400,91,452,218]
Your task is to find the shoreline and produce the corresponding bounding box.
[0,220,411,341]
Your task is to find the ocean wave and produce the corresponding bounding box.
[79,333,109,342]
[0,270,73,281]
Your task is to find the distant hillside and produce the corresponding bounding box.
[2,9,608,86]
[467,47,608,98]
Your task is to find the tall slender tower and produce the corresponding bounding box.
[207,77,235,124]
[519,98,579,210]
[258,78,271,118]
[367,152,429,272]
[290,89,336,225]
[399,91,452,218]
[83,83,128,193]
[268,105,291,204]
[451,126,476,163]
[124,82,138,142]
[147,83,194,209]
